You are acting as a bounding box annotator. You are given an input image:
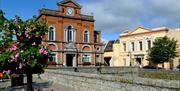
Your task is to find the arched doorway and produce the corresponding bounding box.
[66,54,74,66]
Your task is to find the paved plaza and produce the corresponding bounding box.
[0,75,73,91]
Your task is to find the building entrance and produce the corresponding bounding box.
[104,57,111,66]
[66,54,74,66]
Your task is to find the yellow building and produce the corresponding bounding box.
[104,27,180,69]
[166,28,180,69]
[113,27,170,67]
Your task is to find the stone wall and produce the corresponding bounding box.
[48,67,139,76]
[41,68,180,91]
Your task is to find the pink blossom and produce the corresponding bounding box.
[39,48,48,55]
[3,70,11,74]
[10,43,17,51]
[39,48,44,54]
[9,55,17,62]
[43,50,48,55]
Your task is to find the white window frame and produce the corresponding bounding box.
[82,53,91,63]
[48,26,56,41]
[65,25,75,42]
[131,42,135,51]
[49,52,58,63]
[83,30,89,43]
[139,41,143,51]
[123,42,126,52]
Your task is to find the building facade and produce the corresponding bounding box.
[37,0,103,67]
[166,29,180,69]
[103,40,115,66]
[112,27,180,69]
[113,27,168,67]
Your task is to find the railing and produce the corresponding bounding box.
[80,14,94,21]
[39,9,94,21]
[39,9,59,16]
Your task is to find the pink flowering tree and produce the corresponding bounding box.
[0,15,50,91]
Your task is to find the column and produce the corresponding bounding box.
[63,54,66,66]
[73,55,77,67]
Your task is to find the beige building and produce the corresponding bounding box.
[166,29,180,69]
[103,40,115,66]
[112,27,180,69]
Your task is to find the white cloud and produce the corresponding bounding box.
[79,0,180,35]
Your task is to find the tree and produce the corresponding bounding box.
[0,13,50,91]
[0,10,7,25]
[148,36,178,66]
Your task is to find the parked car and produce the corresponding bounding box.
[143,65,157,69]
[143,65,164,69]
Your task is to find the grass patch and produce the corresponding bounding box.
[140,70,180,80]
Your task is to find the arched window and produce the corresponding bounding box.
[65,26,75,42]
[48,27,55,41]
[84,30,89,43]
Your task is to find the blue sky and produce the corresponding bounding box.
[0,0,180,42]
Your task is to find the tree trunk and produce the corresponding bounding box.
[26,73,33,91]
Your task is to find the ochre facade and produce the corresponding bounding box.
[37,0,103,67]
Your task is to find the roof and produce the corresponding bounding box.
[37,9,94,22]
[104,40,115,52]
[120,26,169,37]
[57,0,82,8]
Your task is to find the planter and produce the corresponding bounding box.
[83,62,91,66]
[11,75,24,87]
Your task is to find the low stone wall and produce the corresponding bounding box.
[41,69,180,91]
[48,66,139,76]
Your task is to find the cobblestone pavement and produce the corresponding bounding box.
[0,75,74,91]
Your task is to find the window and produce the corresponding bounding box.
[95,55,100,62]
[131,42,135,51]
[49,54,57,64]
[94,32,98,43]
[123,58,126,66]
[123,43,126,52]
[96,47,100,51]
[139,41,142,51]
[82,54,91,62]
[66,26,75,42]
[84,30,89,43]
[48,27,55,41]
[147,40,151,50]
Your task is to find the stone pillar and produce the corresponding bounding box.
[63,54,66,66]
[73,55,77,67]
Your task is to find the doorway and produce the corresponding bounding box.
[104,57,111,66]
[66,54,74,66]
[136,58,142,65]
